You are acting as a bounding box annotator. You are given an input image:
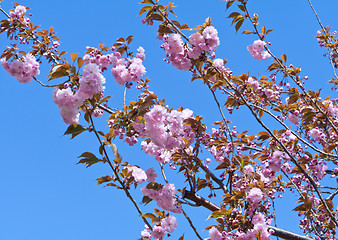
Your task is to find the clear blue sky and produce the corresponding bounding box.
[1,0,338,239]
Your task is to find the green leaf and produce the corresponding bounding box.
[64,124,86,139]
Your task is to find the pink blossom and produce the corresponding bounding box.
[111,55,146,85]
[202,26,220,51]
[253,213,271,240]
[247,187,263,207]
[243,165,254,175]
[188,33,204,59]
[151,225,165,240]
[213,58,226,72]
[169,54,192,71]
[162,34,192,70]
[247,77,259,90]
[161,216,177,233]
[141,228,151,239]
[268,150,283,172]
[128,166,147,184]
[209,227,222,240]
[53,87,81,124]
[310,128,325,142]
[141,183,181,213]
[76,63,105,101]
[143,105,194,152]
[145,167,157,182]
[1,54,40,83]
[10,5,29,26]
[165,34,184,55]
[288,112,300,125]
[247,40,271,60]
[136,46,146,61]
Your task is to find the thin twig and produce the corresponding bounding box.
[159,163,168,183]
[282,170,325,239]
[182,209,203,240]
[245,6,338,139]
[327,189,338,201]
[87,111,152,230]
[271,199,280,240]
[0,6,11,19]
[242,5,338,227]
[307,0,338,80]
[33,76,65,88]
[197,158,228,194]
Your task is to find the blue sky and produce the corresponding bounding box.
[1,0,338,239]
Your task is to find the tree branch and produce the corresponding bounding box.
[183,190,315,240]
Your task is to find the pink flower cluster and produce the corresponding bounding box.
[207,212,271,240]
[53,87,81,124]
[127,166,147,184]
[82,106,104,118]
[188,26,220,59]
[235,213,271,240]
[141,183,182,213]
[145,167,157,182]
[141,216,178,240]
[134,105,194,164]
[267,150,283,173]
[1,54,40,83]
[162,34,192,71]
[83,46,146,85]
[83,51,118,71]
[287,111,300,125]
[10,5,30,26]
[76,63,106,101]
[247,187,264,208]
[162,26,220,70]
[111,47,146,85]
[247,40,271,60]
[309,128,326,142]
[53,63,105,124]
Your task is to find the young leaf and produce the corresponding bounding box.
[64,124,86,139]
[235,19,244,32]
[70,52,79,62]
[77,57,85,69]
[77,152,102,168]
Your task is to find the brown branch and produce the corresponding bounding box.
[197,159,228,194]
[244,5,338,139]
[236,5,338,227]
[0,5,10,19]
[183,190,315,240]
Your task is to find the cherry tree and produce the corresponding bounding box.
[1,0,338,239]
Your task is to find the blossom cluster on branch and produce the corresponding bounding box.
[1,0,338,240]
